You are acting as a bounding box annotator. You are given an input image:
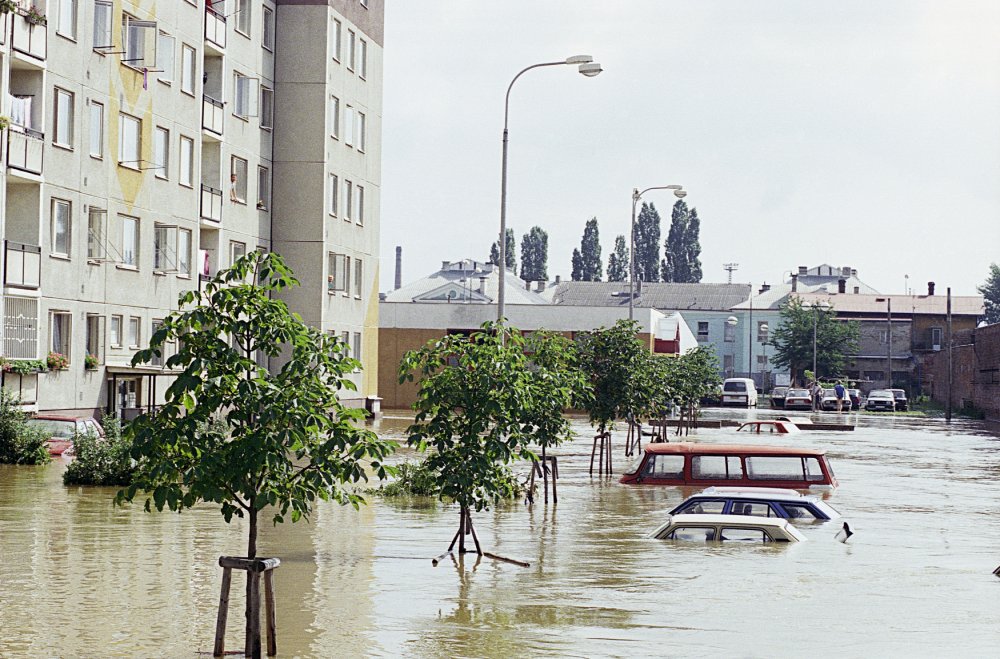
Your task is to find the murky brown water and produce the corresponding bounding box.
[2,409,999,657]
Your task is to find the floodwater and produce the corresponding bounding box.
[1,409,999,658]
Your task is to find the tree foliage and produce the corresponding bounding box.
[63,416,134,486]
[607,234,629,282]
[489,228,517,275]
[0,389,49,465]
[578,217,602,281]
[662,200,703,283]
[576,320,651,432]
[633,202,661,282]
[520,226,548,282]
[770,297,860,384]
[571,248,584,281]
[978,263,1000,325]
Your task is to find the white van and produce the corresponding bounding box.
[721,378,758,408]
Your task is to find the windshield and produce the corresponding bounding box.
[786,389,808,396]
[869,390,892,399]
[25,419,77,438]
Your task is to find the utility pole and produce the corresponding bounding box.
[748,287,754,380]
[946,287,953,422]
[886,298,892,389]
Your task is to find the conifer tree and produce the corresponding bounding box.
[662,199,689,283]
[489,228,517,275]
[686,207,703,283]
[980,263,1000,325]
[520,226,548,282]
[571,249,584,281]
[633,202,661,282]
[579,217,602,281]
[607,235,629,282]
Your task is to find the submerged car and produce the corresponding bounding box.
[736,420,800,434]
[669,486,841,521]
[649,514,806,543]
[25,415,104,456]
[769,386,788,409]
[889,388,909,411]
[865,390,896,412]
[783,388,813,410]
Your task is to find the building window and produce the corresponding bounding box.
[723,354,734,374]
[724,322,735,343]
[347,30,356,71]
[154,127,169,179]
[51,199,72,257]
[89,101,104,158]
[178,229,192,276]
[257,166,269,210]
[930,327,943,349]
[57,0,77,39]
[53,88,74,148]
[354,258,363,297]
[332,19,341,61]
[51,312,72,362]
[120,215,139,267]
[235,0,251,36]
[157,32,175,84]
[122,15,156,68]
[260,87,274,129]
[353,332,362,362]
[355,111,366,152]
[230,241,246,266]
[328,253,349,293]
[329,95,339,138]
[154,224,177,272]
[757,354,769,370]
[128,316,141,348]
[86,314,104,363]
[118,113,141,168]
[150,320,164,366]
[181,44,196,96]
[359,38,367,79]
[328,174,338,216]
[697,321,709,340]
[878,330,888,344]
[262,7,274,51]
[110,314,123,348]
[233,73,258,119]
[93,0,113,49]
[343,180,353,221]
[341,331,351,356]
[757,321,769,343]
[355,185,365,225]
[344,105,354,146]
[179,136,194,187]
[230,157,248,203]
[87,208,106,260]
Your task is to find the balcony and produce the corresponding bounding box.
[4,242,40,289]
[3,295,39,360]
[202,95,224,138]
[205,8,226,52]
[11,10,47,64]
[200,185,222,223]
[7,126,44,176]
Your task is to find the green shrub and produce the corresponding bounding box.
[63,416,135,486]
[372,457,524,499]
[0,389,50,465]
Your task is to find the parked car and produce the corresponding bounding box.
[783,388,813,410]
[669,486,841,521]
[769,386,788,409]
[25,415,105,456]
[865,390,896,412]
[820,388,852,412]
[736,421,800,434]
[721,378,758,408]
[848,389,862,410]
[648,514,807,543]
[889,388,909,411]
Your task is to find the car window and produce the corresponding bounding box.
[721,527,770,542]
[730,502,776,517]
[668,526,716,542]
[781,503,819,520]
[691,455,743,479]
[723,381,746,392]
[745,456,806,481]
[804,457,825,481]
[677,499,725,514]
[25,419,76,438]
[642,454,684,478]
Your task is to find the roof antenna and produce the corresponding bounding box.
[723,263,739,284]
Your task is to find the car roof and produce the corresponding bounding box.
[698,486,811,500]
[664,514,792,528]
[29,415,94,422]
[643,442,826,457]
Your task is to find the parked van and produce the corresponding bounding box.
[721,378,758,407]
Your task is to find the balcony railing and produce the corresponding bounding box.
[11,11,47,61]
[4,242,41,289]
[3,295,39,360]
[7,126,44,175]
[202,95,224,136]
[200,184,222,222]
[205,8,226,50]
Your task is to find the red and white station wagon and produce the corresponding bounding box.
[620,442,838,490]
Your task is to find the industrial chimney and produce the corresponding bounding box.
[928,281,935,296]
[790,273,798,292]
[394,246,402,290]
[838,279,846,294]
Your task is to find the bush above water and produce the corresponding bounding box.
[0,389,50,465]
[371,457,525,500]
[63,417,134,486]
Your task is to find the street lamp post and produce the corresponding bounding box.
[497,56,603,321]
[811,301,831,381]
[629,185,686,320]
[726,315,738,377]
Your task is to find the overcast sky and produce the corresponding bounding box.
[380,1,1000,297]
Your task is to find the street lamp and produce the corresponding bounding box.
[629,185,686,320]
[811,301,831,381]
[497,55,603,321]
[755,322,768,388]
[726,315,738,377]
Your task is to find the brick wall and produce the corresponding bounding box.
[924,324,1000,421]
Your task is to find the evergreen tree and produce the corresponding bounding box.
[520,226,548,282]
[571,249,584,281]
[607,235,629,282]
[686,207,703,283]
[489,242,500,267]
[633,202,661,282]
[662,199,689,282]
[979,263,1000,325]
[489,228,517,275]
[579,217,602,281]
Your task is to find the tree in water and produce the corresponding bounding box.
[117,251,394,656]
[489,228,517,276]
[633,202,661,282]
[978,263,1000,325]
[607,235,629,282]
[520,226,548,282]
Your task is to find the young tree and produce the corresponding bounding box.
[576,320,652,434]
[978,263,1000,325]
[579,217,602,281]
[662,199,688,283]
[520,225,548,282]
[685,207,704,283]
[571,248,584,281]
[399,322,584,553]
[607,235,629,282]
[117,251,394,656]
[770,297,860,384]
[633,202,661,282]
[489,228,517,275]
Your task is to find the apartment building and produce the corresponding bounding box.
[0,0,382,416]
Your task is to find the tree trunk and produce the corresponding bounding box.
[542,445,549,504]
[245,505,261,659]
[458,505,467,554]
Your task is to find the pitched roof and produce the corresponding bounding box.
[383,261,548,305]
[550,281,752,312]
[794,292,984,316]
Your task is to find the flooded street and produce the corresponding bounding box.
[2,410,999,657]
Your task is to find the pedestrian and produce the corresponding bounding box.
[834,381,846,413]
[811,381,822,411]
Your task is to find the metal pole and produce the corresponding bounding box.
[812,308,818,380]
[886,298,892,388]
[748,289,754,380]
[946,287,953,422]
[629,191,638,321]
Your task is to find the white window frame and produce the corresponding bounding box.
[153,224,178,272]
[85,314,105,364]
[260,86,274,130]
[356,185,365,226]
[328,253,350,294]
[343,180,353,221]
[87,208,106,260]
[51,199,72,257]
[235,0,251,37]
[354,258,363,298]
[331,19,341,62]
[359,38,368,79]
[233,72,259,119]
[352,332,362,365]
[89,101,103,158]
[110,315,123,348]
[57,0,78,40]
[179,136,194,188]
[177,229,192,276]
[181,44,196,96]
[355,111,366,152]
[53,88,75,149]
[262,6,274,51]
[128,316,141,348]
[329,95,339,139]
[122,15,157,70]
[347,30,356,71]
[257,166,270,211]
[51,312,73,362]
[118,112,141,169]
[344,105,354,147]
[120,214,139,268]
[157,32,175,85]
[154,126,169,179]
[93,0,113,50]
[230,241,247,266]
[231,156,248,204]
[328,174,338,216]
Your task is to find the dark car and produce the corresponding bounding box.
[769,386,788,409]
[848,389,862,410]
[669,487,841,521]
[889,389,908,411]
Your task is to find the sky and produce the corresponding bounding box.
[380,1,1000,297]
